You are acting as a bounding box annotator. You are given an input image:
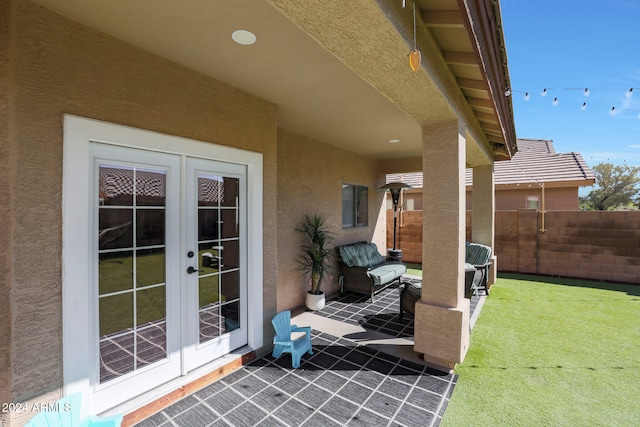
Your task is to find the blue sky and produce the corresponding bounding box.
[500,0,640,168]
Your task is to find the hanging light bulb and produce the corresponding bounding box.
[581,102,587,110]
[610,106,616,115]
[409,49,421,71]
[408,1,421,72]
[524,92,530,100]
[553,97,558,106]
[541,88,547,96]
[626,88,634,97]
[505,88,511,96]
[584,88,590,96]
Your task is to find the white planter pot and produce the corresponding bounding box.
[305,292,325,311]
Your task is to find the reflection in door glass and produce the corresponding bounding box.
[197,174,241,343]
[97,164,168,383]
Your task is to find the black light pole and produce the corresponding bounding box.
[379,182,412,260]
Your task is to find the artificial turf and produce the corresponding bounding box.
[441,273,640,426]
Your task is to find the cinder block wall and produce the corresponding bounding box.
[389,209,640,284]
[387,210,423,264]
[536,211,640,283]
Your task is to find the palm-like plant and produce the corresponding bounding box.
[296,213,334,295]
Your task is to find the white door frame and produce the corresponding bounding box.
[62,115,263,417]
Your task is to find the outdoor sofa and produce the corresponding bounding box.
[336,241,407,302]
[398,241,492,318]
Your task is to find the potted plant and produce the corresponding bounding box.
[296,213,335,310]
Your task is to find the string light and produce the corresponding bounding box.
[510,87,640,117]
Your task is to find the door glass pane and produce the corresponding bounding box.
[98,164,168,384]
[198,209,219,241]
[99,209,133,250]
[99,293,133,337]
[197,172,240,344]
[137,323,167,369]
[137,286,166,326]
[198,275,219,309]
[221,209,239,239]
[198,242,221,275]
[220,240,239,271]
[136,209,165,246]
[220,271,240,301]
[136,169,166,206]
[221,177,239,207]
[136,248,165,287]
[99,333,134,383]
[199,304,221,343]
[99,166,133,206]
[198,175,223,207]
[221,301,240,333]
[99,251,133,294]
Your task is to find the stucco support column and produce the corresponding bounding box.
[472,165,497,285]
[414,121,469,370]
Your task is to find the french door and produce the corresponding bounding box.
[63,116,261,417]
[184,157,247,371]
[90,144,248,410]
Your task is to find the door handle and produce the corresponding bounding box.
[187,266,198,274]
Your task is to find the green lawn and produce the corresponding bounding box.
[442,273,640,427]
[405,263,422,276]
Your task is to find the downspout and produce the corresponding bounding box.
[539,183,546,232]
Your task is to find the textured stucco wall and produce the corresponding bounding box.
[1,0,14,422]
[404,187,580,212]
[276,128,386,311]
[467,187,579,211]
[4,0,278,424]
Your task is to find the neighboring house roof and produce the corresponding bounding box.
[485,139,595,188]
[99,167,167,202]
[99,167,223,203]
[387,139,595,189]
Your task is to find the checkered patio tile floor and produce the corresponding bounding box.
[135,331,456,427]
[133,278,484,426]
[314,278,483,338]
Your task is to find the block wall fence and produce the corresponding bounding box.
[387,209,640,284]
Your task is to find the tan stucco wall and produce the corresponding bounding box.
[1,0,13,415]
[3,0,278,424]
[466,187,579,211]
[393,187,580,212]
[276,128,386,311]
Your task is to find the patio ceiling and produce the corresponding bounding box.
[29,0,515,165]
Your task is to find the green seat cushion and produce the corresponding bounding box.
[339,243,385,268]
[466,242,492,265]
[363,243,385,267]
[368,262,407,286]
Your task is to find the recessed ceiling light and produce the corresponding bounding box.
[232,30,256,45]
[388,139,401,144]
